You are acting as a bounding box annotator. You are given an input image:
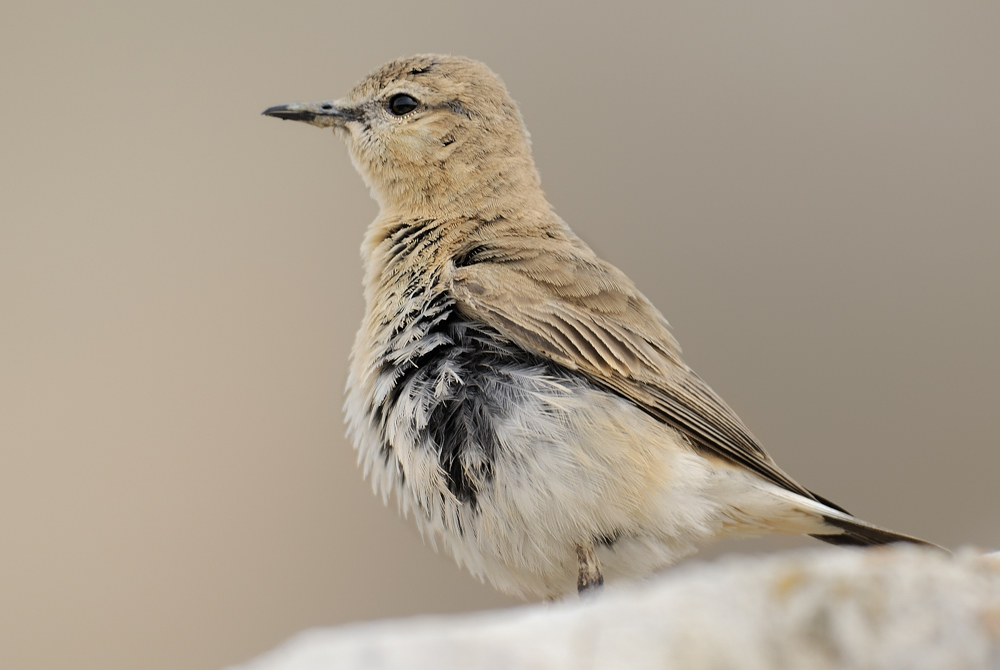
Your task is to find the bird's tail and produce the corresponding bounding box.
[807,492,946,550]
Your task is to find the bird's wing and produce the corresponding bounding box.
[447,236,818,501]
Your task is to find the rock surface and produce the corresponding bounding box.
[231,548,1000,670]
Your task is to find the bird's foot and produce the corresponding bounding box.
[576,543,604,596]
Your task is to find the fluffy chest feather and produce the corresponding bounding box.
[345,220,531,516]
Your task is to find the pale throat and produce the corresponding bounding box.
[369,163,548,222]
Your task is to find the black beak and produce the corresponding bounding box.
[262,101,355,127]
[262,105,318,122]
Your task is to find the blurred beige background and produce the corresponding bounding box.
[1,1,997,668]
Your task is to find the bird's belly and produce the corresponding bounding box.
[348,329,755,598]
[455,378,714,598]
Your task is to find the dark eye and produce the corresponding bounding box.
[387,93,419,116]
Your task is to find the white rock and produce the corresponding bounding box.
[231,547,1000,670]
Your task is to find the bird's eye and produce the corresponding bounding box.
[387,94,419,116]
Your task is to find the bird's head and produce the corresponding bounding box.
[264,54,546,219]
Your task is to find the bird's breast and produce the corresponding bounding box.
[347,263,555,510]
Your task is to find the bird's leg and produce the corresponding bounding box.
[576,543,604,595]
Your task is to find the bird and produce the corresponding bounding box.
[263,54,939,600]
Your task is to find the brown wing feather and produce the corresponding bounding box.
[448,236,820,502]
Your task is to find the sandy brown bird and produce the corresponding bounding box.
[263,54,938,599]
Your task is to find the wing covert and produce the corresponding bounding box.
[447,236,816,500]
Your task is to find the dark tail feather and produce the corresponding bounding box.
[811,514,946,551]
